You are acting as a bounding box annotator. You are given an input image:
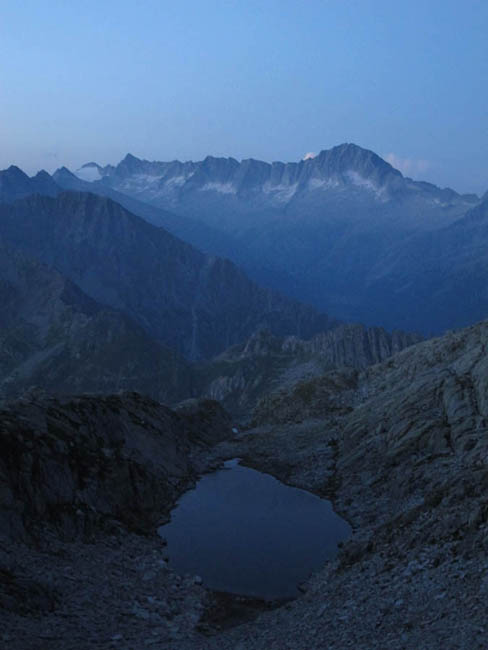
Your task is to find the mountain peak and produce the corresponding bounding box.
[113,153,146,179]
[122,153,141,164]
[312,143,402,186]
[53,167,78,183]
[0,165,59,202]
[4,165,29,179]
[33,170,51,180]
[54,166,76,176]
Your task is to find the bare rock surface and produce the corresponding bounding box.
[194,320,488,649]
[0,391,233,648]
[3,320,488,648]
[200,326,419,419]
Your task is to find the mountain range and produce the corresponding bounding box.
[1,143,487,408]
[0,166,59,203]
[61,143,485,334]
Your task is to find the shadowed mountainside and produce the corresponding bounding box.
[198,326,421,418]
[0,192,332,361]
[0,245,192,402]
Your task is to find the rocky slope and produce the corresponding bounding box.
[0,391,232,647]
[198,325,421,418]
[69,144,481,334]
[200,317,488,649]
[0,246,192,403]
[0,192,331,360]
[3,317,488,648]
[0,391,231,543]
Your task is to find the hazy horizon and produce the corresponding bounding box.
[3,144,483,199]
[1,0,487,194]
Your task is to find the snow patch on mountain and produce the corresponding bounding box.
[346,171,387,199]
[262,182,298,202]
[200,182,236,195]
[308,178,341,191]
[164,175,190,187]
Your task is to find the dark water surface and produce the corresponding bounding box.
[158,459,351,600]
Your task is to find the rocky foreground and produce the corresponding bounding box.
[2,320,488,648]
[0,392,233,648]
[202,319,488,649]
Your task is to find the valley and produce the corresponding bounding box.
[62,144,484,335]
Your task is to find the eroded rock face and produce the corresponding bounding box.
[334,321,488,553]
[247,318,488,560]
[174,398,233,447]
[202,326,420,419]
[201,319,488,649]
[0,391,231,544]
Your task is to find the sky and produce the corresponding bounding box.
[0,0,487,194]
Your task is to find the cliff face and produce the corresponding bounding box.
[198,325,421,418]
[209,318,488,649]
[250,317,488,554]
[0,392,231,544]
[335,319,488,547]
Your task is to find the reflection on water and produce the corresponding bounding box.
[158,458,350,600]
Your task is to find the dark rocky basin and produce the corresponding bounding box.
[158,458,350,600]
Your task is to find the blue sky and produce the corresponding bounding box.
[1,0,487,194]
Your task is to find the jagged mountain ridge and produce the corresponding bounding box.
[197,325,421,417]
[82,145,476,222]
[0,191,332,360]
[0,166,60,203]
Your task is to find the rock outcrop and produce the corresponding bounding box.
[0,391,233,647]
[0,391,231,544]
[200,325,421,418]
[205,318,488,649]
